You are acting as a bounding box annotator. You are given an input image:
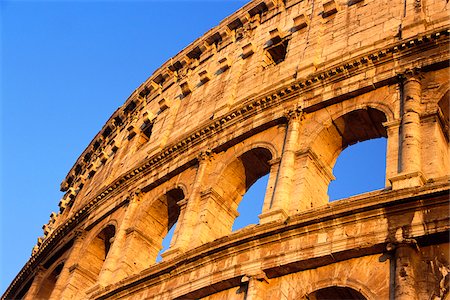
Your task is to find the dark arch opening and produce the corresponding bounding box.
[224,147,272,232]
[35,262,65,299]
[307,286,367,300]
[83,224,116,283]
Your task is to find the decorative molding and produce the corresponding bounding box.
[5,26,449,300]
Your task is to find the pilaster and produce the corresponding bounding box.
[53,230,88,300]
[390,72,426,189]
[259,106,302,224]
[286,147,335,213]
[112,225,159,281]
[97,191,141,286]
[196,187,239,244]
[392,241,421,300]
[241,272,269,300]
[164,150,213,255]
[23,265,46,300]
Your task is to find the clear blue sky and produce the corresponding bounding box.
[0,0,386,295]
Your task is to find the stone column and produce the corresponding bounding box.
[383,120,401,188]
[260,157,280,213]
[97,191,141,286]
[290,148,334,211]
[390,72,425,189]
[107,191,161,282]
[50,230,87,300]
[23,265,46,300]
[241,272,269,300]
[402,74,422,174]
[259,107,302,224]
[393,242,420,300]
[163,150,212,255]
[419,112,450,179]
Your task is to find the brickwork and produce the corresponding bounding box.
[3,0,449,299]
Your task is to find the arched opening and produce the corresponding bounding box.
[83,225,115,283]
[119,188,184,274]
[144,188,184,262]
[304,108,387,206]
[328,138,387,201]
[207,147,272,238]
[35,262,64,299]
[232,174,269,231]
[306,286,367,300]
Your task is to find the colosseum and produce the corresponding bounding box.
[3,0,450,299]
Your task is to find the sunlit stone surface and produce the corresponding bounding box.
[3,0,449,299]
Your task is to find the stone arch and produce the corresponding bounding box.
[132,187,185,263]
[80,224,116,286]
[203,146,273,238]
[35,260,65,299]
[292,107,388,209]
[218,142,280,167]
[435,84,449,107]
[304,286,368,300]
[304,278,377,300]
[313,107,387,167]
[303,103,392,154]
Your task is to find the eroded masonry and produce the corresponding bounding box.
[3,0,449,299]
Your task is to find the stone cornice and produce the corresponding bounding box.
[91,182,450,299]
[62,27,449,202]
[4,27,449,300]
[60,25,449,197]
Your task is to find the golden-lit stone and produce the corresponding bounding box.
[4,0,449,299]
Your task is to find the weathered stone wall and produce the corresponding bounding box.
[3,0,449,299]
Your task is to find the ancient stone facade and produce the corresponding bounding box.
[3,0,449,299]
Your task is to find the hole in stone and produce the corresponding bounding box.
[266,39,289,65]
[140,121,154,140]
[102,126,112,139]
[93,140,101,150]
[328,137,386,201]
[124,101,137,115]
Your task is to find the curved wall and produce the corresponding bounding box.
[3,0,450,299]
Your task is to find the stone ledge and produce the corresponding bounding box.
[91,183,449,299]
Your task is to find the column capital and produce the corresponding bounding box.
[241,271,269,283]
[128,189,142,204]
[73,229,87,241]
[197,149,213,161]
[386,238,419,252]
[383,119,401,129]
[34,264,47,277]
[398,68,423,83]
[284,105,304,123]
